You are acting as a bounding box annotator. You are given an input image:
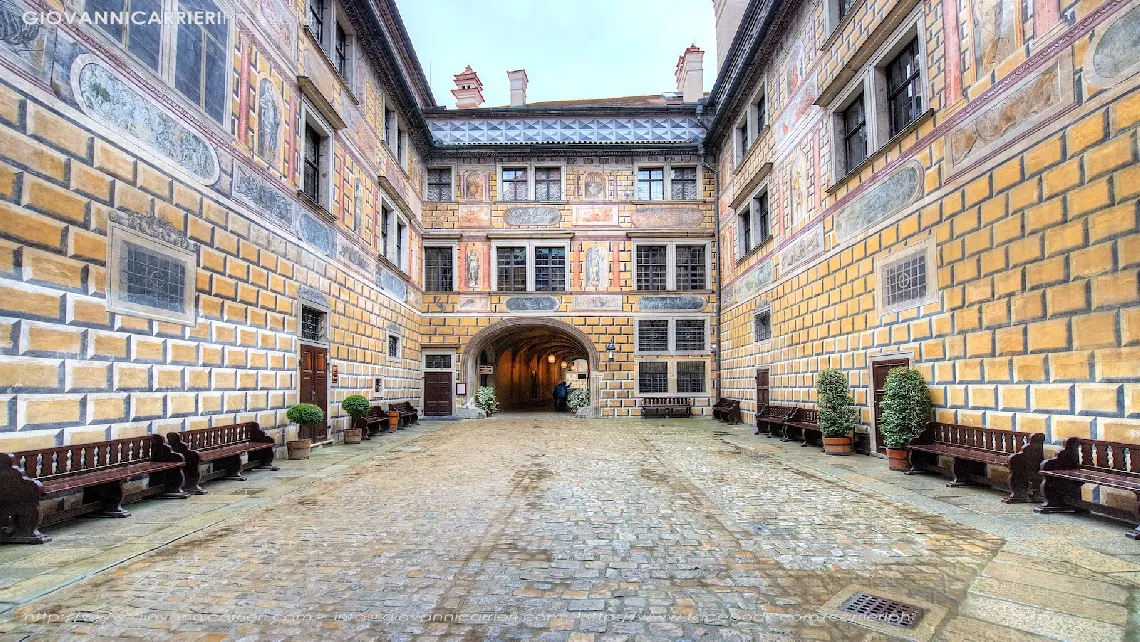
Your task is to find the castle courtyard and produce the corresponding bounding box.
[1,417,1135,641]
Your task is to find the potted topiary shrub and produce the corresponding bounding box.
[879,367,932,471]
[286,403,324,459]
[341,395,371,445]
[817,369,857,456]
[568,388,590,417]
[474,386,498,416]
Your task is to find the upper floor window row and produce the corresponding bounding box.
[733,87,768,166]
[499,166,562,201]
[306,0,355,87]
[636,165,698,201]
[493,243,569,292]
[426,167,453,202]
[88,0,229,125]
[634,242,709,291]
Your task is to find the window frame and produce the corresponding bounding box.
[107,222,198,326]
[633,163,700,202]
[422,244,457,292]
[632,239,711,291]
[298,101,335,211]
[495,162,566,202]
[634,316,710,355]
[425,165,455,202]
[874,236,939,315]
[754,306,772,343]
[387,333,401,360]
[490,239,572,292]
[736,183,772,259]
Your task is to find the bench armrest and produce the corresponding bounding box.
[0,452,44,501]
[1041,436,1081,472]
[248,424,275,445]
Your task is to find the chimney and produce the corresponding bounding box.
[507,69,528,107]
[714,0,749,71]
[674,45,705,103]
[451,65,485,109]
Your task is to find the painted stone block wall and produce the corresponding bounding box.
[716,0,1140,506]
[0,0,427,456]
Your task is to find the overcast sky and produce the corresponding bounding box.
[396,0,718,108]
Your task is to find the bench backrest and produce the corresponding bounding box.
[176,422,258,451]
[8,435,165,480]
[927,422,1042,454]
[643,397,691,405]
[758,405,797,418]
[1066,437,1140,475]
[794,408,819,423]
[367,405,387,417]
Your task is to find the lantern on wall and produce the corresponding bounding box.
[606,341,616,361]
[547,354,556,363]
[560,361,567,369]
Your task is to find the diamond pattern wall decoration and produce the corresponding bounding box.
[428,117,705,146]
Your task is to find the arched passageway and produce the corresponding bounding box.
[462,318,600,413]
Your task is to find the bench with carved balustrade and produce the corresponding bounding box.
[906,422,1045,503]
[166,422,277,495]
[1035,437,1140,538]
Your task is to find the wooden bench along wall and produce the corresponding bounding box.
[1035,437,1140,538]
[640,397,693,418]
[365,405,389,435]
[754,405,797,437]
[712,398,742,425]
[784,408,820,446]
[907,422,1045,503]
[0,435,188,544]
[389,402,419,426]
[166,422,278,495]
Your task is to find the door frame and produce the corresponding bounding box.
[867,353,912,454]
[423,350,457,417]
[297,297,332,441]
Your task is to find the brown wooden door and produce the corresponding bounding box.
[424,372,452,416]
[871,358,910,452]
[299,344,329,442]
[755,368,770,411]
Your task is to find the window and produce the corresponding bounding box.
[384,107,395,148]
[735,120,749,163]
[302,124,322,202]
[534,247,566,291]
[308,0,325,42]
[838,0,857,20]
[842,96,868,172]
[739,207,751,255]
[635,246,667,291]
[501,167,528,200]
[424,247,454,292]
[396,127,406,168]
[388,335,400,358]
[89,0,162,71]
[496,247,527,291]
[301,306,326,342]
[425,354,452,369]
[426,167,453,201]
[754,92,767,131]
[754,309,772,342]
[638,361,669,394]
[638,320,670,352]
[675,320,706,351]
[882,251,927,308]
[677,361,706,393]
[675,245,706,291]
[670,167,698,200]
[334,23,348,76]
[886,38,922,137]
[534,167,561,201]
[637,168,665,200]
[380,204,390,256]
[738,189,770,257]
[121,242,185,312]
[396,222,406,270]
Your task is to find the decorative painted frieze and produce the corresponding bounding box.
[233,164,294,228]
[834,162,923,242]
[780,224,824,270]
[630,208,704,228]
[505,296,559,312]
[727,260,774,308]
[637,296,706,311]
[298,212,335,255]
[1086,4,1140,87]
[378,267,408,302]
[428,116,704,146]
[573,295,622,312]
[572,205,619,226]
[504,207,560,226]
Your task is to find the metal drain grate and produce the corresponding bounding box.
[839,593,924,628]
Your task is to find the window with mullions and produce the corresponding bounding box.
[670,167,698,200]
[308,0,325,41]
[886,38,922,137]
[173,0,227,123]
[675,320,706,351]
[754,309,772,342]
[396,222,405,269]
[122,242,186,312]
[677,361,706,393]
[534,247,566,291]
[496,247,527,291]
[426,168,453,201]
[637,168,665,200]
[838,0,858,20]
[425,354,452,369]
[675,245,706,290]
[842,95,868,173]
[388,335,400,358]
[384,108,395,147]
[380,204,390,255]
[882,251,927,308]
[424,247,453,292]
[301,306,326,342]
[89,0,163,71]
[638,361,669,394]
[501,167,528,200]
[637,320,669,352]
[534,167,561,201]
[334,23,348,76]
[635,246,667,291]
[755,93,767,130]
[302,124,321,202]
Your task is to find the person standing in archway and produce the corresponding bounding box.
[553,381,568,411]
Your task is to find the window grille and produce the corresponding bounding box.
[754,310,772,342]
[675,320,706,351]
[497,247,527,291]
[636,246,667,291]
[424,247,453,292]
[638,361,669,393]
[676,245,706,290]
[638,320,669,352]
[677,361,706,393]
[122,242,186,312]
[534,247,566,291]
[301,307,325,342]
[883,251,928,308]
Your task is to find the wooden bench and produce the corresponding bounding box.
[907,422,1045,504]
[365,405,390,435]
[389,401,419,427]
[1035,437,1140,538]
[640,397,693,418]
[0,435,188,544]
[712,398,742,424]
[166,422,278,495]
[784,408,821,446]
[754,405,798,437]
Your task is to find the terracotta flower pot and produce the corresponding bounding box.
[823,436,853,456]
[343,427,362,444]
[886,447,911,471]
[287,439,311,460]
[388,410,400,432]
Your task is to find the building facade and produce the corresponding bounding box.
[0,0,1137,500]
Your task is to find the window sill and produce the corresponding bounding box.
[376,252,411,281]
[734,235,774,266]
[296,191,337,224]
[381,142,410,177]
[826,108,933,195]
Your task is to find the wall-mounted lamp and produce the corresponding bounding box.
[606,340,616,361]
[547,354,556,363]
[560,360,568,369]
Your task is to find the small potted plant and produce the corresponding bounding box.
[341,395,371,444]
[817,369,857,456]
[286,403,324,459]
[568,388,590,417]
[474,386,498,416]
[879,367,932,471]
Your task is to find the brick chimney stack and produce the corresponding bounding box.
[674,45,705,103]
[713,0,749,71]
[451,66,484,109]
[507,69,528,107]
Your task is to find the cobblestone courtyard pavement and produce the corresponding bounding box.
[1,417,1138,641]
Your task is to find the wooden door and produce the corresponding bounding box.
[755,368,770,411]
[871,358,910,452]
[424,371,453,416]
[299,344,329,442]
